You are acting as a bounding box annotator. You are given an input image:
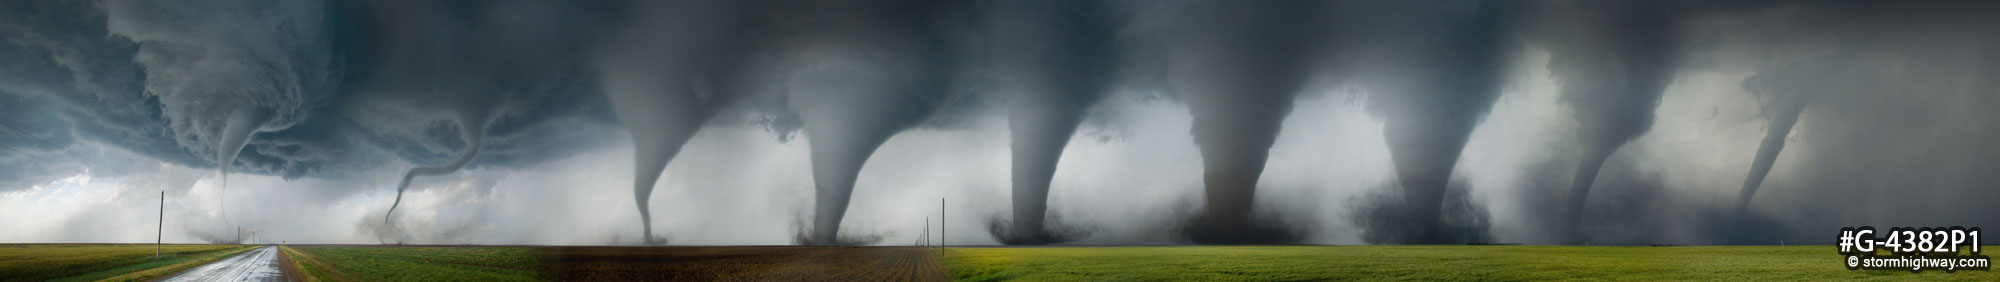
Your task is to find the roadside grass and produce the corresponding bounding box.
[87,245,261,282]
[281,246,339,282]
[286,246,544,282]
[0,244,252,282]
[944,245,2000,281]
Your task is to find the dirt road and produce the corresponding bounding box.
[162,245,291,282]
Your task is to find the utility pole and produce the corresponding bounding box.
[157,190,163,259]
[940,198,945,257]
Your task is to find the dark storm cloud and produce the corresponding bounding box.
[100,0,347,179]
[0,0,621,242]
[0,0,592,183]
[0,0,201,182]
[336,0,618,167]
[0,94,89,190]
[1,0,622,181]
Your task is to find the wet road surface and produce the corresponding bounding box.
[163,245,289,282]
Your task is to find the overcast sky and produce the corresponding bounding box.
[3,0,1997,246]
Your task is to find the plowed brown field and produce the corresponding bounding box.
[546,246,945,281]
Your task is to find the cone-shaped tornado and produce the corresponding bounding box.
[1163,0,1322,244]
[1357,1,1512,244]
[983,0,1115,245]
[598,0,760,246]
[788,0,951,245]
[213,106,274,232]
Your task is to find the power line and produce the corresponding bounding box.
[0,142,88,177]
[0,120,107,169]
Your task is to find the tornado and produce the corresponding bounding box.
[345,1,596,236]
[1735,81,1809,213]
[787,0,952,245]
[215,107,275,182]
[597,0,761,245]
[983,0,1115,245]
[212,106,274,234]
[1725,54,1852,218]
[792,66,934,245]
[609,89,703,245]
[101,0,342,241]
[382,109,489,228]
[1538,0,1677,241]
[1354,1,1512,244]
[1163,0,1322,244]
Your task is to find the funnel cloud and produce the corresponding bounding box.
[1347,1,1512,244]
[1530,0,1678,242]
[779,0,960,245]
[595,0,765,246]
[980,0,1118,245]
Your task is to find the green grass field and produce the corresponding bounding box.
[283,245,544,282]
[37,244,1979,281]
[0,244,254,282]
[943,245,1998,281]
